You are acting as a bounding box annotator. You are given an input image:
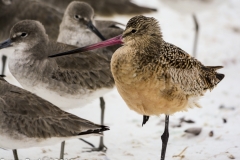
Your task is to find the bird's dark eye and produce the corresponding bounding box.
[21,32,28,38]
[131,29,137,33]
[74,15,84,21]
[74,15,79,19]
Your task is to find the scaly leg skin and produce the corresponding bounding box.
[1,55,7,75]
[192,14,199,58]
[160,115,169,160]
[59,141,65,159]
[81,97,107,152]
[142,115,150,126]
[12,149,19,160]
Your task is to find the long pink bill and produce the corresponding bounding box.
[49,35,123,58]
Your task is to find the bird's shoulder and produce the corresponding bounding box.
[47,41,114,88]
[160,42,199,69]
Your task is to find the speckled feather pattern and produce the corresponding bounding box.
[111,15,224,115]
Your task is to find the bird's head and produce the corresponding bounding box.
[122,15,162,46]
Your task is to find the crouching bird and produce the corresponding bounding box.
[0,76,109,160]
[49,15,224,160]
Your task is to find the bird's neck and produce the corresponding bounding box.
[129,36,162,55]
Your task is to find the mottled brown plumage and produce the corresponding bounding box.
[110,15,224,160]
[111,15,224,116]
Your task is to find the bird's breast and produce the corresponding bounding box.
[57,30,101,47]
[111,47,194,116]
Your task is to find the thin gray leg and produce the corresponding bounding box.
[12,149,19,160]
[160,115,169,160]
[79,97,107,152]
[192,14,199,58]
[1,55,7,75]
[98,97,107,151]
[60,141,65,159]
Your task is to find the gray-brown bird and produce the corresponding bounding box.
[49,15,225,160]
[39,0,157,16]
[0,20,114,156]
[57,1,123,151]
[58,1,124,52]
[0,75,109,160]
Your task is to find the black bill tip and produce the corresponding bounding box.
[87,21,106,41]
[0,39,12,49]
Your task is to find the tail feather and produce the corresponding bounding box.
[206,66,223,71]
[216,73,225,83]
[78,125,110,136]
[201,66,224,90]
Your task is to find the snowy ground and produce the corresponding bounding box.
[1,0,240,159]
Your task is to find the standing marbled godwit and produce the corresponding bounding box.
[39,0,157,16]
[57,1,123,151]
[0,20,114,157]
[0,75,109,160]
[49,15,225,160]
[160,0,226,57]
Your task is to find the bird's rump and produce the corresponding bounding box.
[162,42,224,95]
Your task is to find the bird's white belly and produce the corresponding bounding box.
[58,30,101,47]
[0,132,100,149]
[22,83,113,110]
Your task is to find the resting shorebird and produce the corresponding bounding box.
[0,20,114,155]
[160,0,226,57]
[57,1,123,151]
[58,1,124,52]
[0,75,109,160]
[39,0,157,16]
[50,15,225,160]
[0,0,62,41]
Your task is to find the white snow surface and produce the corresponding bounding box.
[1,0,240,159]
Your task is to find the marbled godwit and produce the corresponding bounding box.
[0,75,109,160]
[0,20,114,157]
[50,15,225,160]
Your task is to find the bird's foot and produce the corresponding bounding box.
[80,138,107,152]
[83,144,107,152]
